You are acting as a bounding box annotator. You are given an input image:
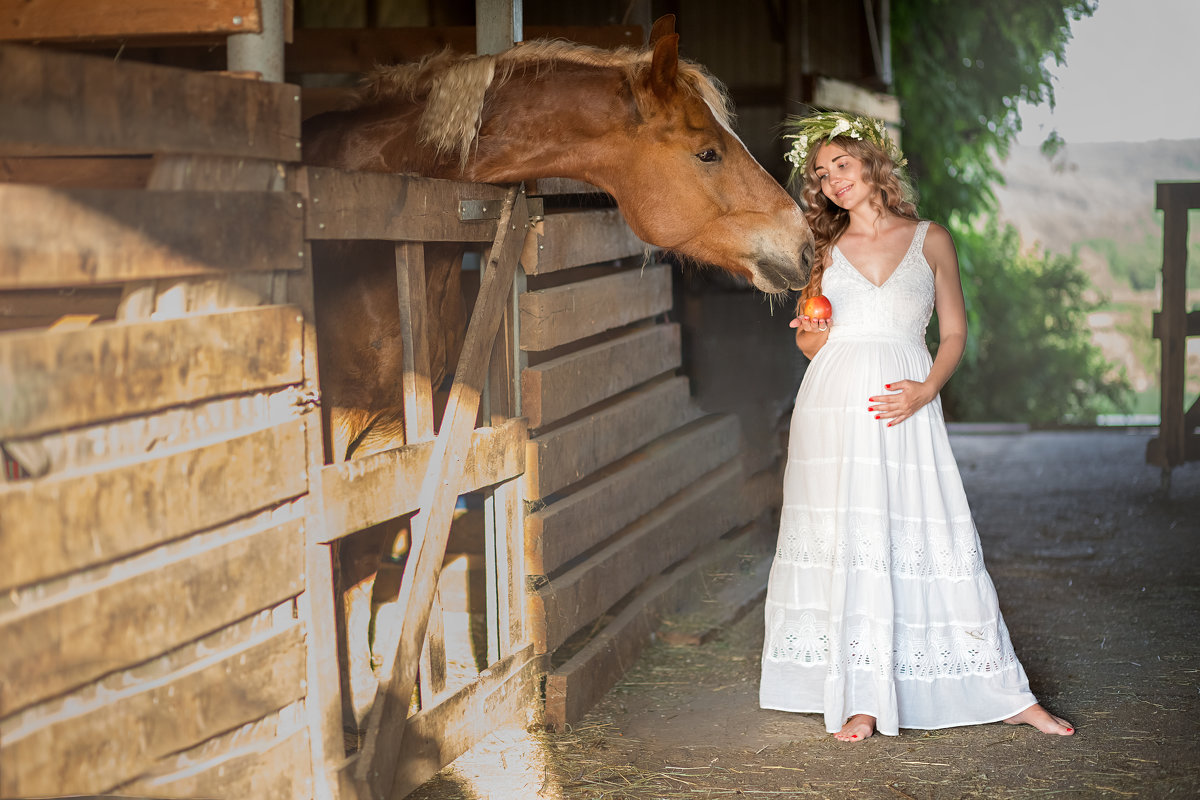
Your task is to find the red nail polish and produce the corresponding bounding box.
[851,734,858,739]
[885,384,892,389]
[1067,728,1073,732]
[875,415,881,419]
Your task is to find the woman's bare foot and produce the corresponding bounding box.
[1004,704,1074,735]
[834,714,876,742]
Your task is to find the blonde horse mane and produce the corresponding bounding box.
[359,39,735,168]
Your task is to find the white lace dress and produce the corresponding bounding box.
[759,221,1038,736]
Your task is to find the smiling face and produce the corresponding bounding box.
[813,142,875,211]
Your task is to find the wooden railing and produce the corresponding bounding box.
[1147,181,1200,488]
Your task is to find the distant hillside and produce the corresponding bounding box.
[992,139,1200,413]
[994,139,1200,257]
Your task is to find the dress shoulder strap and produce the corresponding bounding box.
[912,220,931,254]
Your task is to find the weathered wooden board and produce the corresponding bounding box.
[0,625,307,798]
[528,459,745,654]
[0,44,300,159]
[0,305,303,439]
[389,646,543,798]
[0,519,304,716]
[518,263,672,351]
[811,76,902,124]
[120,727,312,800]
[521,324,681,429]
[526,414,741,576]
[0,186,305,290]
[0,419,307,592]
[287,25,642,73]
[520,209,647,275]
[0,156,153,188]
[524,376,695,499]
[0,0,262,41]
[320,418,526,541]
[544,521,768,729]
[304,168,509,243]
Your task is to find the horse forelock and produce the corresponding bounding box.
[358,39,735,168]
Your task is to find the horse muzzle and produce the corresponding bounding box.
[753,240,814,293]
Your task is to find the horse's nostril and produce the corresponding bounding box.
[801,241,815,273]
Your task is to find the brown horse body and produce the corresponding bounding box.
[302,20,813,727]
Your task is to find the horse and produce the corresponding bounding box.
[301,15,814,728]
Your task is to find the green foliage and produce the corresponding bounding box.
[932,219,1131,423]
[891,0,1097,223]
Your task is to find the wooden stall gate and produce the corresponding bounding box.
[0,42,537,800]
[1147,181,1200,489]
[0,42,318,800]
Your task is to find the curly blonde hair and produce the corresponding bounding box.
[795,135,919,308]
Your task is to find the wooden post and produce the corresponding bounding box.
[396,242,436,444]
[288,166,351,800]
[1155,182,1191,486]
[353,186,529,800]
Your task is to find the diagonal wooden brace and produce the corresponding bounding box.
[353,185,528,798]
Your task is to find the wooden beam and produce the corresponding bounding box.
[0,44,300,159]
[285,25,643,74]
[1150,310,1200,339]
[0,186,304,290]
[396,242,435,442]
[304,168,509,243]
[521,324,681,429]
[0,156,153,188]
[318,418,526,540]
[0,0,263,42]
[0,519,304,716]
[390,646,543,798]
[528,459,746,654]
[0,419,307,592]
[1156,181,1200,211]
[1154,181,1192,470]
[518,262,673,352]
[283,164,347,800]
[0,625,306,798]
[526,414,740,576]
[524,376,696,500]
[0,305,303,439]
[519,209,647,275]
[354,186,528,798]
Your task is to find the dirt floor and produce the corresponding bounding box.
[414,428,1200,799]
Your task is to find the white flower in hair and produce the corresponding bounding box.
[831,118,850,137]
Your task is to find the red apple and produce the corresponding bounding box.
[802,295,833,320]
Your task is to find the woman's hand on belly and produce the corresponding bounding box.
[868,379,936,427]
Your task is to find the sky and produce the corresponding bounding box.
[1015,0,1200,145]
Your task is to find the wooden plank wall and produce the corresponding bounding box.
[518,194,760,730]
[0,44,319,800]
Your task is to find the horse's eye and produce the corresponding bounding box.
[696,149,720,163]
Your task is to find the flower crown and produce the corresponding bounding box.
[782,111,908,187]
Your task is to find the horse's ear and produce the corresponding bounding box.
[649,32,680,102]
[649,14,676,45]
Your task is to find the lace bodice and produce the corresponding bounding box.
[822,220,933,348]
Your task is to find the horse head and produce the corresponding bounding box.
[589,23,814,293]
